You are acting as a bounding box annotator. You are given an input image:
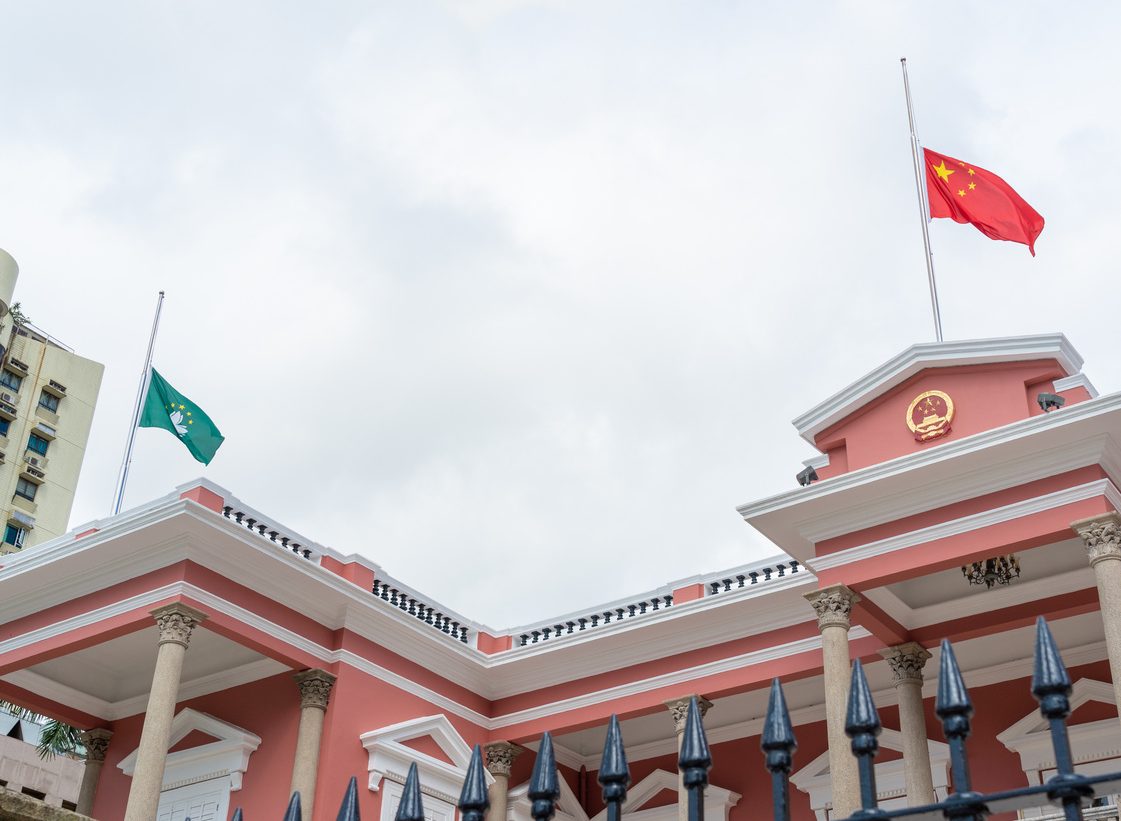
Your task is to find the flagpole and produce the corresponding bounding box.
[111,291,165,515]
[900,57,944,342]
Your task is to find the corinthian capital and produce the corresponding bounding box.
[151,603,207,648]
[80,728,113,762]
[664,695,713,734]
[484,741,521,778]
[1073,513,1121,567]
[805,585,860,631]
[878,642,931,686]
[294,669,336,711]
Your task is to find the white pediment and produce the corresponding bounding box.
[587,769,739,821]
[360,714,494,803]
[509,770,588,821]
[790,728,950,817]
[792,333,1082,444]
[117,708,261,791]
[997,678,1120,784]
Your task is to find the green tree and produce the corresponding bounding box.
[0,701,82,759]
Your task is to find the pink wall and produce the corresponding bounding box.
[814,360,1073,479]
[313,663,491,821]
[92,672,303,820]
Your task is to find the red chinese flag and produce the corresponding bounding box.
[924,148,1044,255]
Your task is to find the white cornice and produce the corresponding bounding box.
[792,333,1082,445]
[807,479,1121,573]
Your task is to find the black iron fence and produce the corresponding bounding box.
[228,616,1121,821]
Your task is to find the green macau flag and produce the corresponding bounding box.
[139,368,225,464]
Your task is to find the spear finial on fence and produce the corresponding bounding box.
[845,659,884,816]
[1032,616,1092,818]
[529,732,561,821]
[397,763,426,821]
[283,793,302,821]
[335,775,361,821]
[935,638,983,815]
[599,715,631,821]
[762,678,796,821]
[459,745,491,821]
[679,697,712,821]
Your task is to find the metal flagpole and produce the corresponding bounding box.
[111,290,165,515]
[900,57,944,342]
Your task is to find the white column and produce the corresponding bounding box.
[879,642,934,805]
[290,668,336,821]
[76,727,113,816]
[1073,513,1121,725]
[805,585,860,819]
[484,741,521,821]
[665,694,713,821]
[124,603,207,821]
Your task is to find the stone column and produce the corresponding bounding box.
[124,603,207,821]
[76,727,113,815]
[1074,513,1121,721]
[484,741,521,821]
[665,695,713,821]
[879,642,934,805]
[805,585,860,819]
[290,668,336,821]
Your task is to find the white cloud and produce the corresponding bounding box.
[1,1,1120,626]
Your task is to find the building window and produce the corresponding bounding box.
[3,525,25,548]
[37,390,59,413]
[14,479,37,502]
[0,418,9,437]
[0,370,22,392]
[26,434,49,456]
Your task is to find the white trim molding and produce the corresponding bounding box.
[1054,373,1099,399]
[117,708,261,791]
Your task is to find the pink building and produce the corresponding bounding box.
[1,333,1119,821]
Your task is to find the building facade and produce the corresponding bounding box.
[0,249,105,552]
[0,333,1117,821]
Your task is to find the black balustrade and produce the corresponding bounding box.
[709,561,800,595]
[372,579,470,643]
[221,506,313,560]
[229,616,1121,821]
[517,594,675,646]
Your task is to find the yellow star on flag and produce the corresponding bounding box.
[968,182,976,190]
[957,189,966,198]
[933,161,955,182]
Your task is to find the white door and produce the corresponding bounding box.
[155,778,230,821]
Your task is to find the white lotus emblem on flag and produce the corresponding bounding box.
[168,409,188,437]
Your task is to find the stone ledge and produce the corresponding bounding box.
[0,791,89,821]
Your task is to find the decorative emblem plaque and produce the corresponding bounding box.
[906,389,954,442]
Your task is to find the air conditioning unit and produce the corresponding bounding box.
[25,456,39,467]
[1,394,14,403]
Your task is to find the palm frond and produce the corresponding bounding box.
[0,700,82,759]
[35,718,83,759]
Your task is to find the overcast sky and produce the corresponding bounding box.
[2,1,1120,628]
